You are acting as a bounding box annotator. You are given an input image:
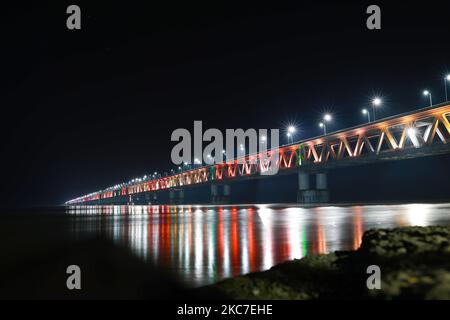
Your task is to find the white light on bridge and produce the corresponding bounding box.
[423,89,433,106]
[362,108,371,123]
[372,97,382,106]
[407,127,420,148]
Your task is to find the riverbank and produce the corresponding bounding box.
[194,225,450,299]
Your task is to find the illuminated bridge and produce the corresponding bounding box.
[67,103,450,205]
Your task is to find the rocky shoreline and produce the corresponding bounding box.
[194,225,450,299]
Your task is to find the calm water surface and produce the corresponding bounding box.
[66,203,450,287]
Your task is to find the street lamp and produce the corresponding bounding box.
[319,122,325,135]
[372,97,382,121]
[423,90,433,106]
[362,108,370,123]
[286,132,292,144]
[319,113,332,135]
[286,126,296,144]
[445,75,450,102]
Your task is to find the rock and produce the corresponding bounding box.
[193,225,450,300]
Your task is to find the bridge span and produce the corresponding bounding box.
[66,103,450,205]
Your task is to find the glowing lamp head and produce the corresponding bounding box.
[261,135,267,142]
[362,109,368,114]
[372,97,382,106]
[286,132,291,137]
[319,122,324,128]
[423,90,430,96]
[323,114,332,122]
[288,126,296,133]
[446,75,450,81]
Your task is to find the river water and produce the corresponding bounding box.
[66,203,450,287]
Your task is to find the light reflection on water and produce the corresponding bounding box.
[66,203,450,287]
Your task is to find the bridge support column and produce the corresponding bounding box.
[297,171,329,204]
[149,192,158,204]
[211,184,219,204]
[315,172,329,203]
[179,189,184,204]
[222,184,231,204]
[145,192,151,205]
[211,184,231,204]
[169,189,184,204]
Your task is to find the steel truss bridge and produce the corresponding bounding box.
[67,103,450,205]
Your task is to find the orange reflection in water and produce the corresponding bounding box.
[247,208,257,273]
[352,206,364,250]
[311,208,327,254]
[230,207,240,277]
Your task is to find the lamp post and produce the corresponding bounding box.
[319,122,325,135]
[372,97,382,121]
[287,126,296,144]
[423,90,433,106]
[319,113,332,135]
[445,75,450,102]
[362,108,371,123]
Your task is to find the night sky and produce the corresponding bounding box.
[2,1,450,207]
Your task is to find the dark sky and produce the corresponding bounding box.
[1,1,450,207]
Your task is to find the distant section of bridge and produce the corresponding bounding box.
[66,103,450,205]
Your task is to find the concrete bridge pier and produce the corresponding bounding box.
[211,184,219,204]
[169,189,184,204]
[151,192,158,204]
[117,195,128,205]
[223,184,231,203]
[142,192,158,204]
[297,171,329,204]
[211,183,231,204]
